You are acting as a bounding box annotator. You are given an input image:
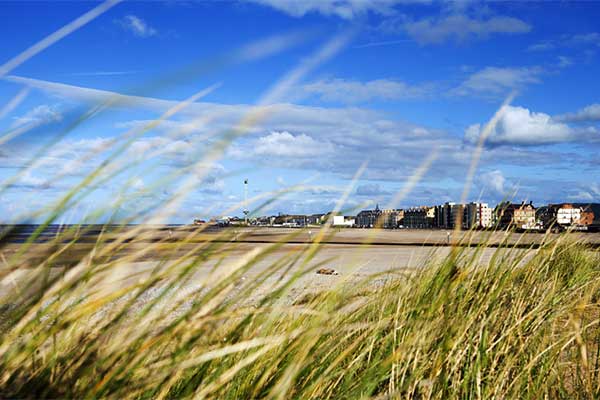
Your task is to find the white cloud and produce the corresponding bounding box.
[246,0,405,19]
[253,131,331,157]
[117,15,157,38]
[128,136,192,161]
[569,32,600,46]
[32,137,114,178]
[527,41,555,52]
[557,103,600,123]
[5,75,591,191]
[567,184,600,202]
[557,56,573,68]
[479,170,507,195]
[402,14,531,45]
[464,105,585,146]
[568,191,595,201]
[527,32,600,52]
[453,66,542,97]
[300,78,430,103]
[8,171,51,190]
[10,104,62,129]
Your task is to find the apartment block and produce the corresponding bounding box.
[404,207,433,228]
[463,202,493,229]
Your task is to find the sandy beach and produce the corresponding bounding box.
[3,226,580,303]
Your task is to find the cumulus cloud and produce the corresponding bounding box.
[464,105,592,146]
[24,137,114,180]
[401,14,530,44]
[253,131,331,157]
[6,75,593,199]
[248,0,533,50]
[7,171,53,191]
[300,78,430,103]
[128,136,192,161]
[478,170,507,195]
[453,66,543,97]
[10,104,62,129]
[557,103,600,123]
[117,15,157,37]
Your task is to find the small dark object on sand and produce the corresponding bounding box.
[316,268,339,275]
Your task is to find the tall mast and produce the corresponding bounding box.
[243,179,249,225]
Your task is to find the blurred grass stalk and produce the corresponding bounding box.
[1,3,600,399]
[2,221,600,399]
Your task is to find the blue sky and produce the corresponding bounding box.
[0,0,599,223]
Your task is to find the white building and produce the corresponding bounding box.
[557,205,581,226]
[479,203,493,228]
[332,215,355,227]
[464,202,493,229]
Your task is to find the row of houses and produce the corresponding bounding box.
[251,214,326,227]
[401,202,494,230]
[236,202,600,231]
[373,201,600,231]
[536,203,600,231]
[350,202,498,230]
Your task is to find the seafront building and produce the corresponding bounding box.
[434,202,462,229]
[496,202,537,229]
[355,206,404,228]
[537,203,599,230]
[404,207,433,228]
[381,209,404,228]
[221,201,600,232]
[331,215,355,227]
[464,202,493,229]
[356,205,381,228]
[306,214,326,225]
[556,204,582,226]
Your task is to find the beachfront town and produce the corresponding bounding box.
[201,202,600,232]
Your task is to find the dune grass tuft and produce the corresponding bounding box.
[0,228,599,399]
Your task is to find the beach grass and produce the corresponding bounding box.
[0,227,599,399]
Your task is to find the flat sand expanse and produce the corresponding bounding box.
[2,228,596,306]
[216,227,600,246]
[0,239,536,305]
